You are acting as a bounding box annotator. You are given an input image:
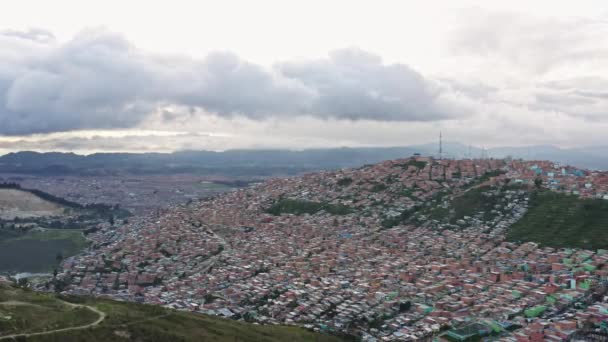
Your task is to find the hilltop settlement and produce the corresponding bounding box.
[22,156,608,341]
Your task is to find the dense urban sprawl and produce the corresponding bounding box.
[51,157,608,341]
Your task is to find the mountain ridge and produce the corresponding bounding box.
[1,143,607,175]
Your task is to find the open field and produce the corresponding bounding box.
[0,286,343,342]
[0,189,64,220]
[507,190,608,249]
[0,230,88,273]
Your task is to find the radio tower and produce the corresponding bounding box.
[439,131,443,160]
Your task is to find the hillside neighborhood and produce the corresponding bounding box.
[40,156,608,341]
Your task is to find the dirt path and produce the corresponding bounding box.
[0,301,42,307]
[0,299,106,340]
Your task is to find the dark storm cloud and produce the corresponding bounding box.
[0,29,458,135]
[0,29,161,134]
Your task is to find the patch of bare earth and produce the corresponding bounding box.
[0,189,64,220]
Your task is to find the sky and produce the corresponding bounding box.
[0,0,607,154]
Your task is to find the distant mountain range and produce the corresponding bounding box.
[0,142,605,176]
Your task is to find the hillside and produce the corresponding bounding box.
[418,182,608,250]
[0,189,64,220]
[8,156,608,340]
[0,230,88,273]
[0,185,130,273]
[0,285,343,342]
[506,190,608,249]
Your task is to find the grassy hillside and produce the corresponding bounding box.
[0,286,343,342]
[420,185,513,224]
[266,199,353,216]
[507,190,608,249]
[0,230,88,273]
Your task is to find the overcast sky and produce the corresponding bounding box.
[1,0,607,154]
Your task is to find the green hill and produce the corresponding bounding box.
[0,285,343,342]
[506,190,608,250]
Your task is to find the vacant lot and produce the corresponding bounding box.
[0,189,64,220]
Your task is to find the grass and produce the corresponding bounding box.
[0,286,99,337]
[450,187,502,222]
[394,160,427,170]
[507,190,608,249]
[15,229,88,248]
[0,286,344,342]
[421,186,503,224]
[336,178,353,187]
[266,199,353,216]
[0,229,88,273]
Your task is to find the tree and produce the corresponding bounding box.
[399,301,412,312]
[534,177,543,189]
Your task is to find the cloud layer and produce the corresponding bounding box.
[1,7,608,152]
[0,28,458,135]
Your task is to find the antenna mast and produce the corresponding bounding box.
[439,131,443,160]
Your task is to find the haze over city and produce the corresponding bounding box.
[1,0,607,154]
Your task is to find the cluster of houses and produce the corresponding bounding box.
[53,156,608,340]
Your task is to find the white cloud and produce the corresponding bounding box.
[1,2,608,152]
[0,29,466,135]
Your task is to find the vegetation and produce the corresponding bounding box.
[476,169,506,184]
[0,185,127,272]
[394,159,427,170]
[0,286,100,338]
[380,206,421,229]
[419,185,513,224]
[450,187,501,222]
[0,182,131,220]
[370,183,388,192]
[507,190,608,249]
[266,199,353,216]
[336,177,353,187]
[0,286,342,342]
[0,230,88,273]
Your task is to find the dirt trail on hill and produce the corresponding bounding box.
[0,299,106,340]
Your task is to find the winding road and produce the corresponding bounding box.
[0,299,106,340]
